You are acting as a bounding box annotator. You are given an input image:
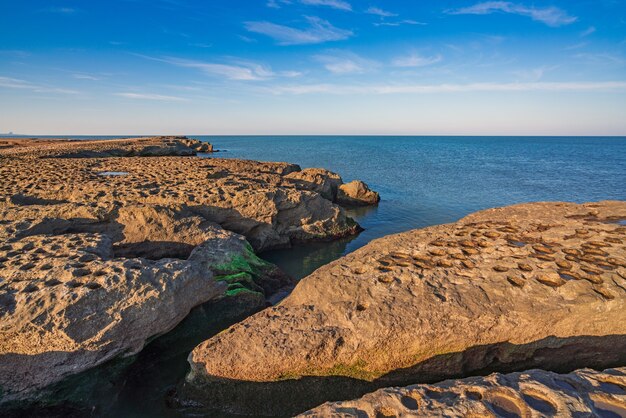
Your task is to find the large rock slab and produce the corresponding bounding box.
[0,203,287,403]
[0,136,213,158]
[300,366,626,417]
[0,139,372,251]
[179,201,626,415]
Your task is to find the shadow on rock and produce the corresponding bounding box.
[171,334,626,417]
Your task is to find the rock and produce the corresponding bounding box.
[178,201,626,415]
[336,180,380,206]
[285,168,343,201]
[0,207,287,402]
[0,139,367,251]
[0,137,378,404]
[0,136,214,158]
[300,366,626,417]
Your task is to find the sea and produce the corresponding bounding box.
[203,136,626,279]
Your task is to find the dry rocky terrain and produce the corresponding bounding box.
[0,136,377,404]
[179,200,626,415]
[300,366,626,417]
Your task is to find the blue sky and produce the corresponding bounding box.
[1,0,625,135]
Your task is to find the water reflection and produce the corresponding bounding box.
[261,205,379,280]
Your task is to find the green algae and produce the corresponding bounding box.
[212,243,273,299]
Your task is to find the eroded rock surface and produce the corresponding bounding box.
[301,367,626,418]
[180,201,626,415]
[0,203,288,402]
[0,137,378,404]
[0,136,213,158]
[0,139,371,251]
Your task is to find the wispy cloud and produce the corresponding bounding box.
[366,7,397,17]
[41,7,77,14]
[302,0,351,11]
[392,53,442,68]
[268,0,352,11]
[374,20,426,27]
[114,92,188,102]
[564,42,589,51]
[449,2,577,27]
[245,16,353,45]
[0,76,78,94]
[138,55,301,81]
[314,51,378,74]
[512,66,557,82]
[267,81,626,95]
[72,73,101,81]
[573,53,625,65]
[580,26,596,37]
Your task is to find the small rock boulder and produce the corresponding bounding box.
[336,180,380,206]
[285,168,343,201]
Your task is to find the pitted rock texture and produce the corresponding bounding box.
[0,136,212,158]
[181,201,626,415]
[0,139,370,251]
[300,367,626,418]
[0,202,287,402]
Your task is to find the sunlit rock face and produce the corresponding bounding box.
[0,137,378,403]
[178,201,626,416]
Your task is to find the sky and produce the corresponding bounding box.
[1,0,625,135]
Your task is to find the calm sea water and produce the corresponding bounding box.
[196,136,626,279]
[15,135,626,417]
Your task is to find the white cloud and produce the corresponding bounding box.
[72,73,101,81]
[114,93,188,102]
[512,66,557,82]
[366,7,397,17]
[573,53,625,65]
[314,52,378,74]
[245,16,353,45]
[301,0,351,11]
[267,81,626,95]
[267,0,352,11]
[580,26,596,37]
[42,7,76,14]
[374,20,427,27]
[138,55,301,81]
[450,2,577,27]
[0,76,78,94]
[392,53,442,68]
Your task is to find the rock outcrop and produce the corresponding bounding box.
[0,139,375,251]
[0,136,214,158]
[300,367,626,417]
[178,201,626,415]
[336,180,380,206]
[0,137,378,404]
[0,203,288,402]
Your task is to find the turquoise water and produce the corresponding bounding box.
[197,136,626,278]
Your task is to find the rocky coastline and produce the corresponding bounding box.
[176,200,626,416]
[0,136,377,407]
[1,136,624,417]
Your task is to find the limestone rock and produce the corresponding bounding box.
[0,140,367,251]
[336,180,380,206]
[285,168,343,201]
[0,203,288,402]
[300,367,626,418]
[179,201,626,415]
[0,136,214,158]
